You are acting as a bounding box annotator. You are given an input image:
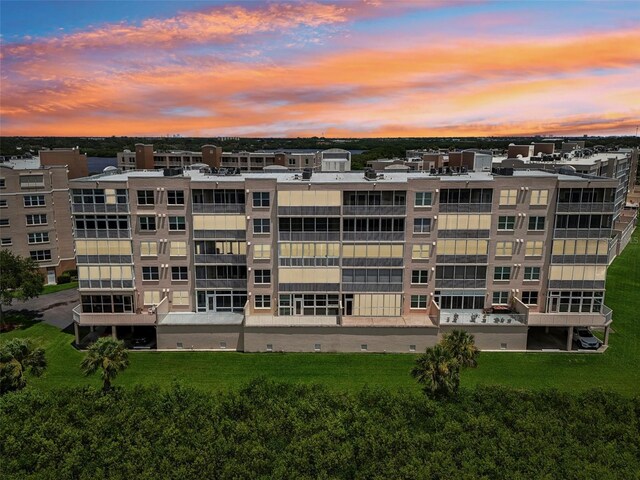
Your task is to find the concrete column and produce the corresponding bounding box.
[566,326,573,351]
[74,323,80,345]
[545,326,549,334]
[604,326,610,346]
[90,326,94,332]
[112,326,117,339]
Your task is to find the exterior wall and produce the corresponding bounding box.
[507,145,533,158]
[439,324,528,350]
[533,143,555,155]
[39,148,88,179]
[157,325,243,350]
[243,326,439,353]
[135,144,155,169]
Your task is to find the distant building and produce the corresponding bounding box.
[0,148,88,283]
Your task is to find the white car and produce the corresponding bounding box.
[573,328,601,350]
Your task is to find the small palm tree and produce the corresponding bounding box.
[81,337,129,391]
[441,329,479,368]
[411,344,460,399]
[0,338,47,394]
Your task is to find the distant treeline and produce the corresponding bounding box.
[1,136,638,161]
[1,379,638,479]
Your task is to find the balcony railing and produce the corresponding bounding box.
[528,306,611,327]
[550,255,609,264]
[192,204,245,214]
[278,283,340,292]
[194,279,247,289]
[342,258,404,267]
[72,204,129,213]
[194,254,246,264]
[279,232,341,241]
[74,229,131,239]
[437,230,491,238]
[435,279,486,288]
[79,280,134,289]
[436,255,488,264]
[76,255,133,264]
[553,228,612,239]
[72,305,157,326]
[193,230,246,240]
[342,205,406,216]
[556,202,615,213]
[438,204,492,213]
[341,283,403,292]
[278,206,341,216]
[342,232,404,242]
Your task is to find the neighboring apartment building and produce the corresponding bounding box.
[0,148,88,283]
[118,144,328,172]
[69,166,633,352]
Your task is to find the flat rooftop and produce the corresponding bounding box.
[72,168,605,185]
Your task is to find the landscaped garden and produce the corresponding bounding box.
[2,229,639,395]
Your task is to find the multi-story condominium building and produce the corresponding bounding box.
[0,148,88,283]
[69,165,635,352]
[117,144,340,172]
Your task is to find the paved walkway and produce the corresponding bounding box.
[5,288,79,329]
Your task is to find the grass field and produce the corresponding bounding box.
[2,230,639,395]
[42,281,78,295]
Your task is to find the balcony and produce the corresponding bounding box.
[193,230,246,240]
[342,205,406,216]
[77,255,133,264]
[79,280,134,289]
[342,232,404,242]
[194,279,247,289]
[435,279,486,289]
[436,255,488,264]
[341,283,403,293]
[439,309,527,326]
[279,232,340,241]
[439,204,491,213]
[553,228,612,239]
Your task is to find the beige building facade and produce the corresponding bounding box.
[69,167,633,352]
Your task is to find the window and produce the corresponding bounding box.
[495,241,513,257]
[288,158,296,166]
[143,291,161,306]
[522,291,539,305]
[171,266,188,281]
[528,216,545,231]
[499,189,518,206]
[412,244,430,259]
[30,250,51,261]
[1,238,12,246]
[255,269,271,284]
[415,192,432,206]
[81,294,133,313]
[439,189,493,204]
[411,270,429,284]
[169,216,186,231]
[524,267,541,281]
[0,219,8,227]
[253,244,271,260]
[26,214,47,225]
[525,241,543,257]
[498,216,515,231]
[20,175,44,188]
[27,232,49,244]
[255,295,271,309]
[252,192,270,207]
[167,190,184,205]
[410,295,428,309]
[170,241,187,256]
[0,178,5,188]
[140,241,158,257]
[494,266,511,281]
[172,291,189,306]
[0,199,7,207]
[492,291,509,305]
[139,216,156,231]
[413,218,431,233]
[137,190,155,205]
[530,189,548,206]
[23,195,45,207]
[142,266,159,281]
[253,218,270,234]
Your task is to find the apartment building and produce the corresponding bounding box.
[68,165,632,352]
[118,144,325,172]
[0,148,88,283]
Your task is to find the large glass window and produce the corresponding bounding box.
[26,214,47,225]
[30,250,52,261]
[439,188,492,204]
[27,232,49,244]
[81,295,133,313]
[23,195,45,207]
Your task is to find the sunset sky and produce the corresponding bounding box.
[1,0,639,137]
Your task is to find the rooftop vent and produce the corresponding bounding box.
[163,168,183,177]
[302,168,312,180]
[364,168,378,180]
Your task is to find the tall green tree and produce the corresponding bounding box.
[441,329,480,368]
[0,338,47,394]
[81,338,129,391]
[0,250,44,316]
[411,344,460,399]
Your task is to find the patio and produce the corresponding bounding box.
[440,309,527,326]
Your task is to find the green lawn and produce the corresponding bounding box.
[2,230,639,395]
[42,281,78,295]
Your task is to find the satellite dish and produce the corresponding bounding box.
[103,166,119,173]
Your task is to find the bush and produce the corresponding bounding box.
[56,275,71,284]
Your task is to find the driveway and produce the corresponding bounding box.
[5,288,79,330]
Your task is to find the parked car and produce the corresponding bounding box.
[132,336,150,348]
[573,328,601,350]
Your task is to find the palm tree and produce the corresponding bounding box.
[411,344,460,398]
[441,329,479,368]
[81,337,129,391]
[0,338,47,394]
